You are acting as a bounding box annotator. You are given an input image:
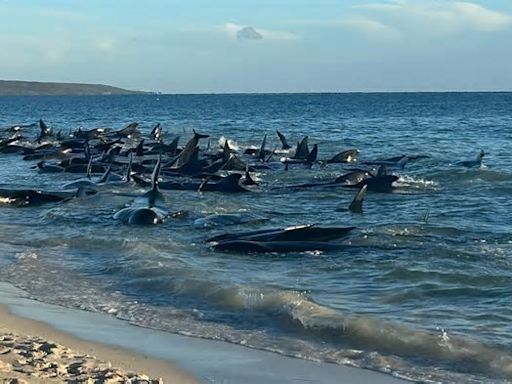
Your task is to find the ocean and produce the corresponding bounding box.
[0,93,511,383]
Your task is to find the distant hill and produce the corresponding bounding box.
[0,80,147,96]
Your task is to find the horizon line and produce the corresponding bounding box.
[150,90,512,96]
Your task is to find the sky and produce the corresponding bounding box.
[1,0,511,93]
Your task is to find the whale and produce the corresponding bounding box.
[174,130,209,168]
[109,122,140,139]
[326,149,359,164]
[458,150,485,168]
[208,224,355,253]
[198,173,250,193]
[279,170,369,191]
[343,165,398,193]
[208,224,354,243]
[113,155,168,225]
[151,123,162,142]
[0,187,95,207]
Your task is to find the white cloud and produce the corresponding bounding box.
[452,1,512,32]
[288,1,511,39]
[218,23,297,41]
[337,16,401,39]
[356,1,512,33]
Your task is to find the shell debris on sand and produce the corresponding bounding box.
[0,332,163,383]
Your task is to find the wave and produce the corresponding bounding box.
[1,226,511,383]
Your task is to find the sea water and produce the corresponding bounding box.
[0,93,511,383]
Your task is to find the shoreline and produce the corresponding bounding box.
[0,305,198,383]
[0,282,408,384]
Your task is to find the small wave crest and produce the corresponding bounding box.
[218,136,240,151]
[395,175,439,190]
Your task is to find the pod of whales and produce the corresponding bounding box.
[0,119,478,252]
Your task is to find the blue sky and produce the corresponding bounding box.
[1,0,511,93]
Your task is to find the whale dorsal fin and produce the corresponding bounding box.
[349,184,367,213]
[276,130,291,150]
[147,154,163,207]
[258,134,267,160]
[377,164,387,177]
[306,144,318,167]
[243,165,258,185]
[135,139,145,157]
[398,155,409,170]
[294,136,309,159]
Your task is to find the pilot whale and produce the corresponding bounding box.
[208,224,355,253]
[113,156,168,225]
[458,150,485,168]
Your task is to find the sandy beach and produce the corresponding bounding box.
[0,306,198,383]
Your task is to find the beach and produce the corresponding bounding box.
[0,305,197,383]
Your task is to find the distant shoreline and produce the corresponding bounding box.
[0,80,148,96]
[0,80,510,97]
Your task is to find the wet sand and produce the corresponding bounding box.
[0,307,198,383]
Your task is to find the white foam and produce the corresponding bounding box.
[218,136,240,151]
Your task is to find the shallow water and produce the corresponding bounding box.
[1,93,512,383]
